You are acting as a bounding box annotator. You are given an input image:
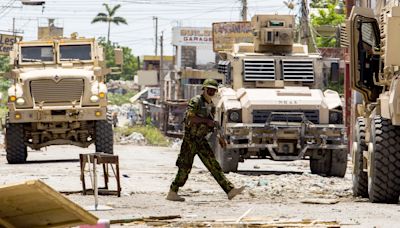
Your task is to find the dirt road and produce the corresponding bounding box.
[0,145,399,227]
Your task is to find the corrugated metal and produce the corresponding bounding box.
[31,79,84,104]
[282,59,314,82]
[243,59,275,81]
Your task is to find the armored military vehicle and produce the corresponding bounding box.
[5,35,120,163]
[349,5,400,203]
[213,14,347,176]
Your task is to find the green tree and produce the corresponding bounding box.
[311,2,345,47]
[0,56,11,93]
[98,37,139,81]
[310,0,337,8]
[91,3,127,43]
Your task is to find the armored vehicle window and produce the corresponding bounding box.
[60,44,91,61]
[361,23,376,47]
[21,46,54,62]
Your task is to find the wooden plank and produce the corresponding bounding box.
[0,180,98,228]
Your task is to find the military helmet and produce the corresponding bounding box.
[202,79,218,90]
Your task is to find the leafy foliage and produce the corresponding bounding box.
[326,74,344,94]
[311,3,345,47]
[97,37,139,81]
[310,0,337,8]
[108,91,136,106]
[0,56,11,103]
[91,3,127,43]
[115,125,169,146]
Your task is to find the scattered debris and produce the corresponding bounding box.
[0,180,98,228]
[300,198,340,205]
[110,215,181,225]
[171,138,183,149]
[119,132,147,145]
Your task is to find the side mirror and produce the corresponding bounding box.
[114,48,123,65]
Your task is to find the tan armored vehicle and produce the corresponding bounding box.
[5,36,119,164]
[349,5,400,203]
[213,15,347,176]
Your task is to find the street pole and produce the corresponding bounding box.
[12,18,15,36]
[159,31,165,132]
[241,0,247,21]
[299,0,315,53]
[153,16,158,56]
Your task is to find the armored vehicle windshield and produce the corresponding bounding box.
[60,44,92,61]
[21,45,54,62]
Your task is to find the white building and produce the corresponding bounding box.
[171,27,216,69]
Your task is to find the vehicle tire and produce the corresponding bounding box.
[95,116,114,154]
[6,123,27,164]
[329,149,347,177]
[368,116,400,203]
[352,117,368,197]
[212,135,239,173]
[310,149,331,176]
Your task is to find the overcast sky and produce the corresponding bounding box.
[0,0,297,56]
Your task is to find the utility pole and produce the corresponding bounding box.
[159,31,165,132]
[153,16,158,56]
[299,0,316,53]
[241,0,248,21]
[12,18,15,36]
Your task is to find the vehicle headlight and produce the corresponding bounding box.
[16,97,25,105]
[228,110,241,123]
[329,110,343,124]
[91,81,108,98]
[90,95,100,103]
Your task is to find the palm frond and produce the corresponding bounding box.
[95,12,108,17]
[109,4,121,17]
[112,16,127,25]
[103,3,112,15]
[91,15,108,24]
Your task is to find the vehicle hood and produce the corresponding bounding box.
[237,87,339,110]
[19,68,93,81]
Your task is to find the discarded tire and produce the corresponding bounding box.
[368,116,400,203]
[213,136,239,173]
[310,149,331,176]
[329,149,347,177]
[352,117,368,197]
[310,149,347,178]
[6,123,27,164]
[95,115,114,154]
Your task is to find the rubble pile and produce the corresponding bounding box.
[184,168,353,203]
[118,132,147,145]
[108,104,136,117]
[232,172,353,202]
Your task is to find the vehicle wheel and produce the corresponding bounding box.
[6,123,27,164]
[352,117,368,197]
[368,116,400,203]
[329,149,347,177]
[310,149,331,176]
[213,135,239,173]
[95,116,114,154]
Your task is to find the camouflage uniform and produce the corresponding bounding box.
[170,94,234,194]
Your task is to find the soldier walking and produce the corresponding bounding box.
[166,79,245,202]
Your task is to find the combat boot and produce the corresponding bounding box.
[227,186,245,200]
[166,190,185,202]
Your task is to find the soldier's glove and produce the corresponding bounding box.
[218,136,227,149]
[207,119,217,128]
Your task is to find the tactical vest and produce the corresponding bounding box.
[184,95,215,138]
